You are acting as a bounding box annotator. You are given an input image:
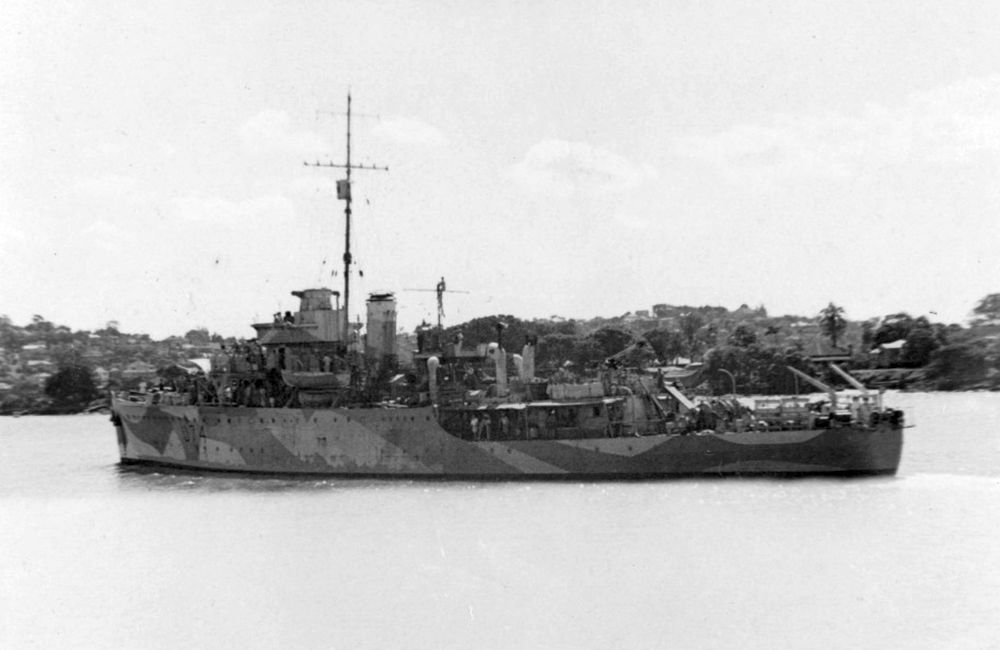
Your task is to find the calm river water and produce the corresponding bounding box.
[1,392,998,649]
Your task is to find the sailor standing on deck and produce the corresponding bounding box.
[470,414,480,441]
[859,396,873,425]
[850,396,862,424]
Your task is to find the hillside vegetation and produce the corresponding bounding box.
[2,293,998,413]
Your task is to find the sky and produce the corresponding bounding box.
[2,1,999,339]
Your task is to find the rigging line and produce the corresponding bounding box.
[352,193,377,284]
[315,257,328,286]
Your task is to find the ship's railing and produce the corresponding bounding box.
[113,389,191,406]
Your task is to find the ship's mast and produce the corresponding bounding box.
[305,93,387,339]
[343,93,353,338]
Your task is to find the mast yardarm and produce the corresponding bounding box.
[304,93,388,337]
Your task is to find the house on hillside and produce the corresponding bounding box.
[803,338,853,365]
[20,343,48,358]
[25,359,56,373]
[93,366,110,388]
[82,347,103,360]
[871,339,906,368]
[27,372,52,387]
[121,361,158,383]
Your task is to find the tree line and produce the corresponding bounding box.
[444,293,1000,393]
[3,292,999,413]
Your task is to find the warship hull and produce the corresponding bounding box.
[112,399,903,478]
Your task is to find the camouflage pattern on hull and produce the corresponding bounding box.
[112,400,903,477]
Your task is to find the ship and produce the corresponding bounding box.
[109,96,904,479]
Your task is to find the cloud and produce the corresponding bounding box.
[287,175,333,197]
[74,174,138,198]
[0,222,28,252]
[239,110,328,154]
[507,139,657,198]
[612,211,650,230]
[158,141,178,157]
[82,219,135,252]
[370,116,447,146]
[170,194,296,227]
[673,75,1000,184]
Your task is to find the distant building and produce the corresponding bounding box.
[871,339,906,368]
[28,373,52,387]
[25,359,55,372]
[803,338,853,364]
[82,347,103,360]
[122,361,159,383]
[790,322,820,335]
[93,366,110,388]
[187,358,212,374]
[20,343,48,359]
[657,317,677,329]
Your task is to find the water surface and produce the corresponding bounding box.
[1,392,998,649]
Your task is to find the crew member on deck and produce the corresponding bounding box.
[850,396,861,423]
[859,397,873,425]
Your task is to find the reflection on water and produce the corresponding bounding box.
[114,463,395,493]
[112,463,875,491]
